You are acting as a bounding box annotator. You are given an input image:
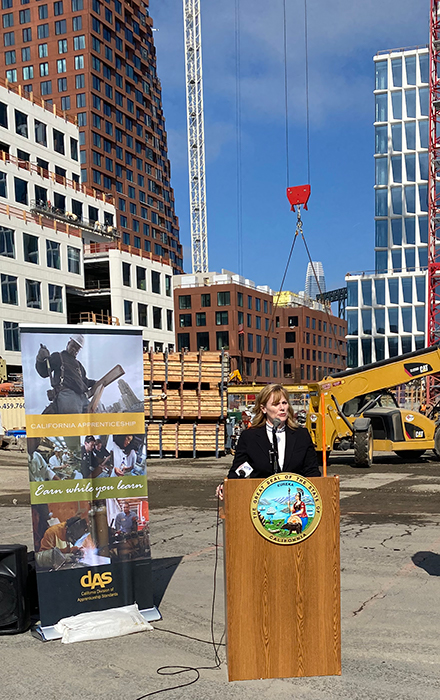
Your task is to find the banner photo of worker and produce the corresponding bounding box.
[20,325,157,637]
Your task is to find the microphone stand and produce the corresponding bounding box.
[272,425,280,473]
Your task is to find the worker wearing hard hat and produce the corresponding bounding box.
[35,334,96,414]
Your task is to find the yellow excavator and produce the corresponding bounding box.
[307,344,440,466]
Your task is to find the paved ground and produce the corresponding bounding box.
[1,448,440,699]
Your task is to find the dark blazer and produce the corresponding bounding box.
[228,425,321,480]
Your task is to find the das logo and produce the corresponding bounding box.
[80,570,113,589]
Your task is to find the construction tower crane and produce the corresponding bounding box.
[183,0,208,273]
[428,0,440,400]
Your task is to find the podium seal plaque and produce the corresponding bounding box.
[250,473,322,544]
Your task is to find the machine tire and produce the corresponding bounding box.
[353,425,373,468]
[394,450,425,461]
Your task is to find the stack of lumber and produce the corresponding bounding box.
[146,422,219,455]
[144,351,225,420]
[143,350,227,457]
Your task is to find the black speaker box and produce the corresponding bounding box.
[0,544,31,634]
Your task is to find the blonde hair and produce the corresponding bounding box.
[251,384,297,429]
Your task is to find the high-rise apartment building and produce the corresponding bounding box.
[304,261,325,300]
[1,0,183,272]
[345,47,429,367]
[0,83,175,371]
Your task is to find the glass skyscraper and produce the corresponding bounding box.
[305,261,326,300]
[345,47,429,367]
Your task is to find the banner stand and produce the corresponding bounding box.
[31,605,161,642]
[21,325,156,635]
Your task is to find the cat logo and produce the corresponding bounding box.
[80,571,113,589]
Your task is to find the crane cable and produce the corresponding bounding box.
[252,0,307,380]
[251,0,341,380]
[235,0,243,275]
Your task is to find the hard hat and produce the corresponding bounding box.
[69,333,84,348]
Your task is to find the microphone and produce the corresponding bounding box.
[271,418,281,473]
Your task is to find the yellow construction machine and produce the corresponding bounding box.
[307,344,440,466]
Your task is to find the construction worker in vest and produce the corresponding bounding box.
[35,334,96,414]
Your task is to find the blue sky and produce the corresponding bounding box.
[150,0,429,292]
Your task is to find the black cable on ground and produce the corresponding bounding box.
[133,498,224,700]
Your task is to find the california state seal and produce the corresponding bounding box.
[250,473,322,544]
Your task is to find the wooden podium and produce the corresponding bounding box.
[223,476,341,682]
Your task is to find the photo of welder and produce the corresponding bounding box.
[32,500,112,571]
[21,329,144,416]
[107,497,151,562]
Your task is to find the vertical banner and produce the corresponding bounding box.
[21,325,157,637]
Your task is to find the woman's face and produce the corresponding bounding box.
[262,393,289,426]
[124,435,133,447]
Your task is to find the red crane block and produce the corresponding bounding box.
[286,184,311,211]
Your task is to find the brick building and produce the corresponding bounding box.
[1,0,183,271]
[174,271,282,383]
[275,295,347,382]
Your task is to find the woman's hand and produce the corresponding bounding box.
[215,483,224,501]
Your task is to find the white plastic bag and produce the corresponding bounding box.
[54,603,153,644]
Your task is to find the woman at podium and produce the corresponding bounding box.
[227,384,320,482]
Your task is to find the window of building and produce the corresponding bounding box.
[0,227,14,257]
[73,34,85,50]
[23,232,38,263]
[1,273,17,305]
[136,302,147,327]
[200,293,210,307]
[216,330,229,350]
[179,295,191,310]
[46,239,60,269]
[22,27,31,41]
[164,274,172,298]
[13,177,27,205]
[120,261,131,287]
[217,291,230,306]
[177,333,190,351]
[123,299,132,324]
[55,19,66,34]
[216,310,228,325]
[66,246,80,274]
[40,80,51,95]
[5,49,15,64]
[2,12,13,28]
[54,1,64,15]
[25,279,41,308]
[179,313,192,328]
[47,284,62,312]
[4,321,19,351]
[5,67,16,82]
[151,270,160,294]
[37,24,48,39]
[152,306,162,329]
[51,130,64,156]
[13,110,28,138]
